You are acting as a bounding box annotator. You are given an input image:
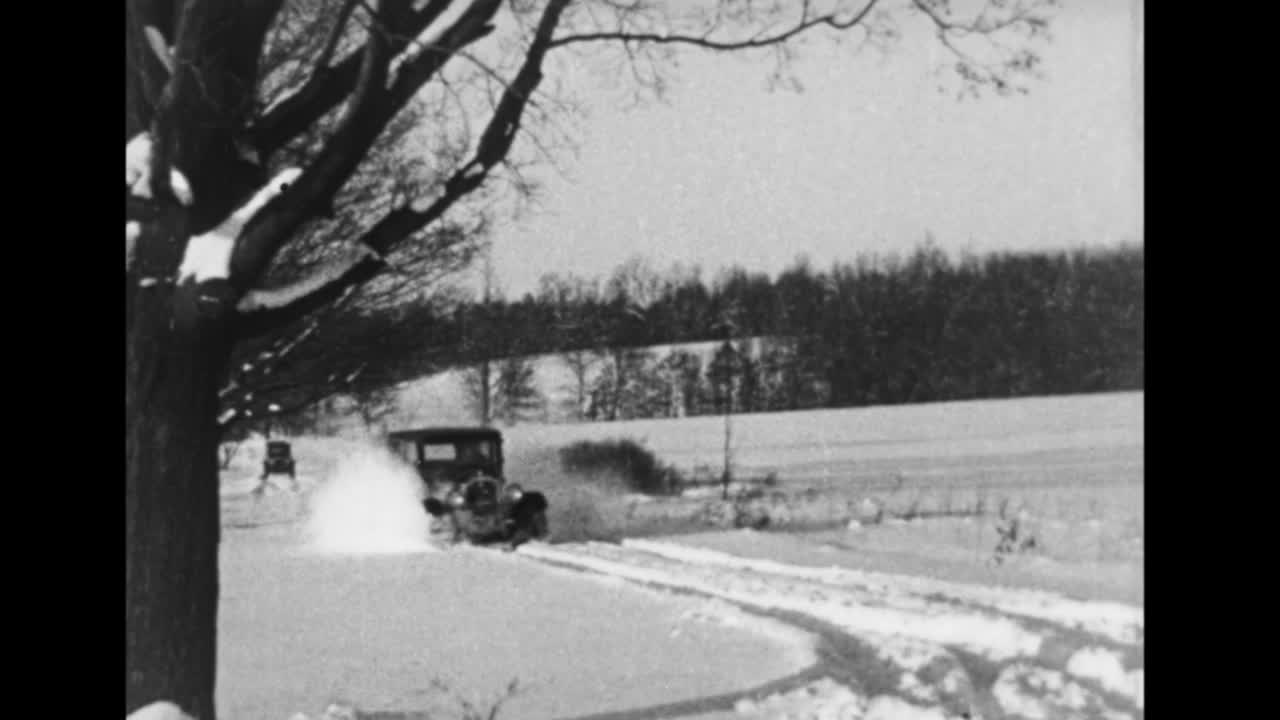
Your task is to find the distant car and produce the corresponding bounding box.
[387,427,548,547]
[261,440,296,480]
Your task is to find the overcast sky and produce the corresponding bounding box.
[486,0,1141,298]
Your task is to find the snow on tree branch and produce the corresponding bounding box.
[176,168,301,284]
[236,244,382,312]
[126,222,142,271]
[127,700,195,720]
[219,317,323,403]
[143,25,176,75]
[126,133,193,205]
[386,0,486,79]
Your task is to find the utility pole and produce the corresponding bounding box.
[718,305,741,501]
[478,246,494,426]
[722,397,733,500]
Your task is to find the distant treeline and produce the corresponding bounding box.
[440,243,1142,413]
[261,242,1142,427]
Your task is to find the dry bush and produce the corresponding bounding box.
[427,677,521,720]
[559,439,684,496]
[544,486,624,544]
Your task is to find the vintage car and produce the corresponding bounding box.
[260,440,297,480]
[387,427,548,547]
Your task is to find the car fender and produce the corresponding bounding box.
[510,491,548,520]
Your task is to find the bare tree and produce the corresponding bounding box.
[351,384,400,432]
[560,348,601,420]
[590,346,661,420]
[458,246,504,423]
[125,0,1056,716]
[539,271,605,420]
[606,255,667,310]
[464,351,544,424]
[494,354,547,424]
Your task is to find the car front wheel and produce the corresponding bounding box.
[509,493,549,547]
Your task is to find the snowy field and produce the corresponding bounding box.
[217,392,1143,719]
[501,392,1144,605]
[500,392,1143,483]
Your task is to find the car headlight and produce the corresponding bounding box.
[503,484,523,502]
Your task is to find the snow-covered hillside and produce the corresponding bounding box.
[333,338,766,432]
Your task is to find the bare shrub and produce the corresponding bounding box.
[991,508,1040,566]
[731,486,772,530]
[559,439,683,496]
[546,487,622,544]
[427,677,522,720]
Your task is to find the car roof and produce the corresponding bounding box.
[386,427,503,443]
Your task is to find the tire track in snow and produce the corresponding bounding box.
[621,539,1144,646]
[516,540,1143,720]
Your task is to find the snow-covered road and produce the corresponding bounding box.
[216,526,816,720]
[219,509,1142,720]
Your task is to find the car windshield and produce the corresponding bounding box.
[267,443,290,457]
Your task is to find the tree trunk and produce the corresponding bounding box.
[126,276,233,719]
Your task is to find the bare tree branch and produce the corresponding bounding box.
[385,0,502,103]
[229,0,570,341]
[319,0,362,68]
[548,0,883,52]
[229,0,399,288]
[237,244,382,312]
[221,317,324,401]
[909,0,1055,96]
[230,0,505,298]
[231,218,474,338]
[125,2,173,129]
[251,0,453,157]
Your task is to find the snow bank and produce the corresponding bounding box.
[992,664,1133,720]
[1066,646,1143,706]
